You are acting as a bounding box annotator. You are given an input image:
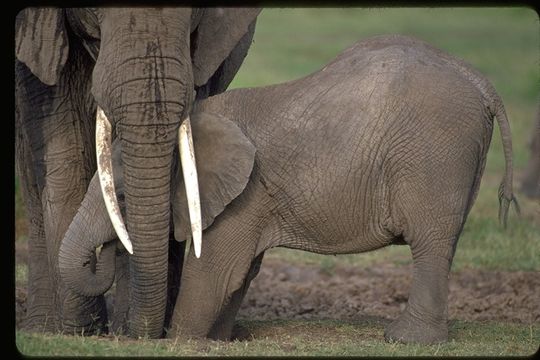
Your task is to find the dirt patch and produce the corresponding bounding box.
[15,255,539,331]
[237,258,540,324]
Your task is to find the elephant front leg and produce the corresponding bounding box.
[24,222,55,332]
[110,245,130,335]
[16,120,55,332]
[168,254,228,339]
[16,47,102,333]
[164,238,185,333]
[208,252,265,340]
[384,241,454,344]
[169,173,269,340]
[41,134,109,334]
[169,221,261,339]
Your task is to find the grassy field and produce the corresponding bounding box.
[15,320,540,356]
[15,7,540,357]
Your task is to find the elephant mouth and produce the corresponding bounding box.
[95,106,202,257]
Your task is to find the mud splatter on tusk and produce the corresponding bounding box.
[96,106,133,255]
[179,116,202,258]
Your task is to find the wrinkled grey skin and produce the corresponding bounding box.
[520,104,540,198]
[15,7,260,338]
[62,35,517,344]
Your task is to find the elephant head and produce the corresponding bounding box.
[58,111,256,310]
[16,7,260,338]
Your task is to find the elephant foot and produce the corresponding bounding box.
[231,323,252,341]
[384,309,448,344]
[166,325,208,340]
[61,312,109,336]
[61,323,106,336]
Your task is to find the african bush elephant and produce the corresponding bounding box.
[15,7,260,338]
[59,34,517,344]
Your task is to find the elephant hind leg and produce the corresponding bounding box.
[384,211,467,344]
[385,156,480,344]
[384,239,455,344]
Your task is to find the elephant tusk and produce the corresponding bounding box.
[96,106,133,255]
[178,116,202,258]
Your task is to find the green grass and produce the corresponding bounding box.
[15,7,540,357]
[16,320,539,356]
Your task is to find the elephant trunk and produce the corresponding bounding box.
[90,9,195,338]
[111,69,191,339]
[58,172,117,297]
[119,126,177,339]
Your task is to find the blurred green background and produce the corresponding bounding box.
[16,7,540,356]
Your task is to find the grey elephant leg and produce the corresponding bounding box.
[384,247,453,344]
[164,238,185,333]
[47,133,110,334]
[111,245,130,335]
[383,200,469,345]
[208,252,265,340]
[16,119,55,332]
[169,229,258,339]
[39,105,107,334]
[16,53,106,333]
[169,180,267,339]
[384,177,480,343]
[382,117,489,344]
[23,207,54,332]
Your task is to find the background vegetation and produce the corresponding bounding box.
[15,7,539,356]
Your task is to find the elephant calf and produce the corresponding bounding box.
[60,34,517,344]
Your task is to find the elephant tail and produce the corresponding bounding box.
[492,98,521,227]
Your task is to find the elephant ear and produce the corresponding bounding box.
[191,8,261,87]
[15,8,69,85]
[173,112,256,242]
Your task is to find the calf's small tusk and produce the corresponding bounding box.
[178,116,202,258]
[96,106,133,255]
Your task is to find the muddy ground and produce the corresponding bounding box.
[16,246,540,330]
[238,258,540,324]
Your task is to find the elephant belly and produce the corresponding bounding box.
[270,172,395,255]
[275,212,395,255]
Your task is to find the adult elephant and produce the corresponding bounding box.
[15,7,260,338]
